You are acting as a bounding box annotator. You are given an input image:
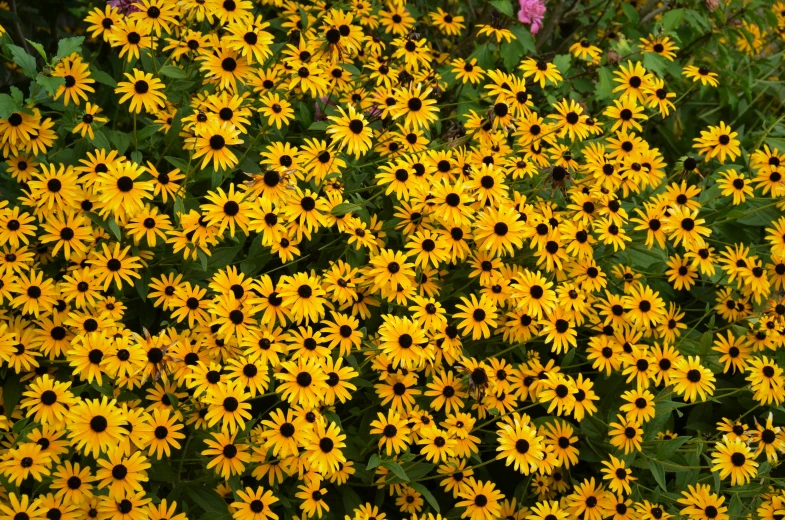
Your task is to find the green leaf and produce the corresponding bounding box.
[12,416,32,434]
[165,156,190,173]
[136,124,161,141]
[331,202,363,216]
[738,197,780,226]
[109,130,131,156]
[471,43,494,69]
[380,460,409,482]
[552,54,572,75]
[656,436,690,460]
[10,87,23,105]
[366,454,381,470]
[149,460,177,481]
[2,372,22,420]
[90,130,111,151]
[25,40,46,61]
[107,219,123,241]
[240,157,260,175]
[185,486,230,517]
[209,245,243,268]
[502,41,521,70]
[324,411,341,428]
[580,415,606,440]
[765,137,785,151]
[84,211,113,236]
[197,250,209,272]
[403,462,435,481]
[165,393,181,413]
[159,65,188,79]
[410,482,440,513]
[135,268,150,302]
[684,9,710,31]
[298,101,312,129]
[35,74,65,96]
[174,197,185,218]
[130,151,143,164]
[643,52,668,78]
[646,397,675,440]
[90,67,118,87]
[55,36,85,60]
[298,5,310,32]
[509,25,536,54]
[595,67,615,101]
[621,3,640,23]
[0,93,21,119]
[728,493,744,517]
[339,485,362,514]
[91,379,112,396]
[8,44,37,77]
[627,245,667,268]
[342,63,361,77]
[685,402,713,433]
[561,347,576,366]
[647,459,667,491]
[662,8,684,32]
[490,0,513,18]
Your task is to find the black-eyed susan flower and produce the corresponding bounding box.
[84,5,121,41]
[303,420,346,474]
[693,122,741,163]
[613,61,652,103]
[52,55,95,107]
[495,418,544,474]
[671,356,716,402]
[683,65,720,87]
[326,105,373,158]
[276,358,329,408]
[259,93,295,129]
[89,242,143,290]
[608,414,643,454]
[604,95,648,133]
[190,121,244,171]
[452,294,497,340]
[115,69,167,114]
[600,455,636,495]
[640,34,679,61]
[429,8,465,36]
[456,478,504,520]
[711,437,758,486]
[232,487,278,520]
[204,380,253,434]
[391,83,439,130]
[95,449,150,499]
[0,442,51,485]
[202,431,251,479]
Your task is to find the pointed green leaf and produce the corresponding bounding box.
[410,482,440,513]
[8,44,37,77]
[380,460,409,482]
[647,459,667,491]
[56,37,85,60]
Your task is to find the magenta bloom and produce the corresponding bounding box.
[107,0,140,14]
[518,0,546,34]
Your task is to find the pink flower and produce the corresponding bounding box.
[107,0,141,14]
[517,0,546,35]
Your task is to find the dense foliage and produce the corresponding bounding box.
[0,0,784,519]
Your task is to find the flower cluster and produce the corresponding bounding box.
[0,1,784,520]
